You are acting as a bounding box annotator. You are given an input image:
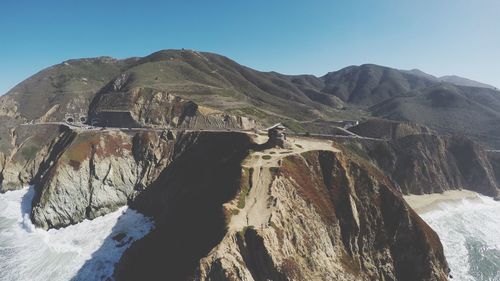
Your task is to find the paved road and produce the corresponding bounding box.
[292,132,385,142]
[20,122,386,142]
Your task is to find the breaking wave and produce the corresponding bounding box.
[0,186,154,281]
[421,195,500,281]
[2,186,498,280]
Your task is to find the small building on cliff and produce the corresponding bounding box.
[266,123,288,148]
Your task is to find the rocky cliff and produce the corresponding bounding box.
[115,135,449,281]
[3,49,500,280]
[3,50,500,197]
[88,77,258,130]
[30,129,176,229]
[0,124,67,192]
[347,120,500,199]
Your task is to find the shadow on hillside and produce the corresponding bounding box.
[114,132,252,281]
[63,132,252,281]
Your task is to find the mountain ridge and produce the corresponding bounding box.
[2,49,500,149]
[3,51,496,97]
[2,48,500,280]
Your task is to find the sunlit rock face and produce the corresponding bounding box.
[89,84,259,130]
[29,130,253,230]
[114,139,449,281]
[30,130,176,229]
[348,119,500,198]
[0,124,68,193]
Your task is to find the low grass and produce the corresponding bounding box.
[65,132,99,165]
[343,143,370,161]
[282,119,305,133]
[232,107,272,120]
[20,145,38,160]
[262,155,272,160]
[237,167,252,209]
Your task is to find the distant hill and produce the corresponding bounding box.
[321,64,436,107]
[402,69,496,89]
[439,75,496,89]
[2,49,500,147]
[1,50,367,135]
[402,69,439,82]
[370,83,500,147]
[2,57,133,121]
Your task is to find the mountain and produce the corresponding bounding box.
[2,49,500,193]
[320,65,500,147]
[2,57,133,121]
[440,75,496,89]
[2,50,369,134]
[321,64,437,107]
[3,50,500,146]
[27,128,451,280]
[401,69,496,90]
[3,48,500,280]
[402,69,439,82]
[86,50,357,131]
[370,83,500,147]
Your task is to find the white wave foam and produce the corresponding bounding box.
[421,195,500,281]
[0,186,154,281]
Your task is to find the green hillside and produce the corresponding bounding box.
[2,49,500,147]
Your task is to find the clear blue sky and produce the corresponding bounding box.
[1,0,499,95]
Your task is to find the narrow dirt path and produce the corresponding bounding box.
[228,135,340,231]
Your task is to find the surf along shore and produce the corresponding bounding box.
[404,190,481,214]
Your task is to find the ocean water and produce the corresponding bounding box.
[421,195,500,281]
[0,187,154,281]
[1,187,498,281]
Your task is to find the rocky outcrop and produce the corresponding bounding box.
[89,84,258,130]
[115,131,253,280]
[30,129,176,229]
[0,124,66,192]
[6,49,500,280]
[346,120,500,198]
[0,56,130,192]
[488,152,500,191]
[115,141,449,281]
[0,96,22,119]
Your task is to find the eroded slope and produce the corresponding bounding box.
[115,136,449,281]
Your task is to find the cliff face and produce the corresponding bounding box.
[30,129,176,229]
[0,57,126,193]
[5,50,500,280]
[29,129,256,230]
[347,120,500,198]
[115,138,449,281]
[88,79,259,130]
[0,124,67,192]
[114,132,253,280]
[5,126,450,279]
[1,57,129,122]
[488,152,500,185]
